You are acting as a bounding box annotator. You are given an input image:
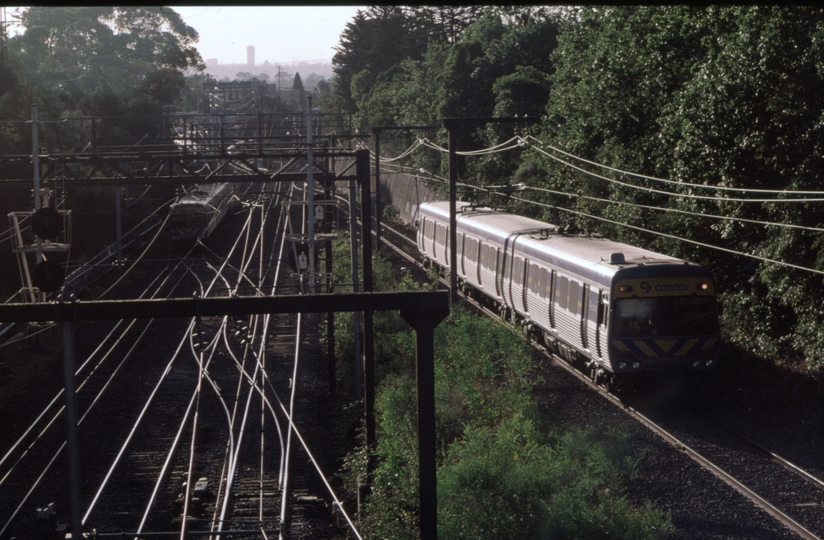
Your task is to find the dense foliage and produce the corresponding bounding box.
[0,7,203,293]
[329,5,824,373]
[1,7,202,134]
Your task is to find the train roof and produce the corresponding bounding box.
[171,183,232,208]
[419,200,709,284]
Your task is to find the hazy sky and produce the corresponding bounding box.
[170,6,366,66]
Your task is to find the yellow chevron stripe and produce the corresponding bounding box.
[612,340,631,352]
[654,339,678,353]
[633,340,658,357]
[676,338,699,357]
[701,337,718,350]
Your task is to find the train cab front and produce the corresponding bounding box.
[168,210,209,244]
[607,274,720,375]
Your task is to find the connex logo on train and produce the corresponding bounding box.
[639,281,690,294]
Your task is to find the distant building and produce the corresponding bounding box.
[202,77,284,114]
[247,45,255,67]
[206,58,219,69]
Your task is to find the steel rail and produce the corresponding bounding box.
[625,405,822,540]
[697,410,824,493]
[135,206,262,535]
[0,256,193,537]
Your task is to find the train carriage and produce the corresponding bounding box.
[168,183,239,242]
[418,201,720,387]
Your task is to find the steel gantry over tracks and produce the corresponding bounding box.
[0,290,449,540]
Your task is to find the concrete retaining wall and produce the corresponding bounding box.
[378,167,439,226]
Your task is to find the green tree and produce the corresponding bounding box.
[292,72,306,110]
[9,6,203,118]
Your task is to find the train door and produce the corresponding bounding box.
[512,256,524,309]
[492,246,499,296]
[473,238,481,285]
[536,265,547,325]
[477,243,483,287]
[522,260,531,314]
[595,289,608,358]
[426,218,436,258]
[459,233,465,276]
[548,269,556,329]
[445,224,451,266]
[580,286,589,349]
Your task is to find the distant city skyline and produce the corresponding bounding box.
[2,6,365,66]
[171,6,366,66]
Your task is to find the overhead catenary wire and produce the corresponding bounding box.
[495,190,824,278]
[525,135,824,196]
[523,138,824,203]
[412,168,824,278]
[521,185,824,234]
[368,129,824,278]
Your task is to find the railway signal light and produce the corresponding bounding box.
[31,207,63,239]
[32,259,65,293]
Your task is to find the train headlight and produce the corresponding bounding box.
[696,282,709,291]
[618,362,627,370]
[705,359,714,367]
[619,285,633,293]
[632,362,641,369]
[693,360,701,368]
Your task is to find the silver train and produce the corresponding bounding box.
[417,201,720,388]
[168,183,240,242]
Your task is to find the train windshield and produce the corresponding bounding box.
[614,296,718,337]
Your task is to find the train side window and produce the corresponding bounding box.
[528,263,536,293]
[557,275,568,310]
[513,257,521,285]
[568,280,579,315]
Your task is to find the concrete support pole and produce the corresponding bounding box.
[115,185,122,266]
[348,180,363,400]
[400,308,449,540]
[61,320,83,540]
[447,125,458,306]
[31,105,43,265]
[373,128,382,251]
[326,239,335,395]
[357,149,376,468]
[307,97,316,293]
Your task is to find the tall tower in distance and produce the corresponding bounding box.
[247,45,255,67]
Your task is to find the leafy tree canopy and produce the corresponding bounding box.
[5,6,203,120]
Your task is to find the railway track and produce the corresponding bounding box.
[379,217,824,539]
[0,182,357,539]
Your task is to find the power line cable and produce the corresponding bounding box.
[525,135,824,196]
[523,185,824,234]
[524,138,824,203]
[498,191,824,278]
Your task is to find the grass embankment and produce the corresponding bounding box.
[331,235,672,539]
